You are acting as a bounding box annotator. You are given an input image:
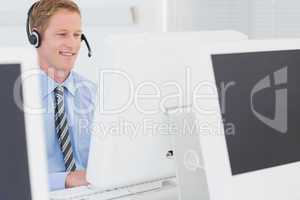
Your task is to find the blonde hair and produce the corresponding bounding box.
[29,0,81,35]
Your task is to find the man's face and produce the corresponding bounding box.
[37,9,82,74]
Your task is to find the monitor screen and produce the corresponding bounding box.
[0,64,32,200]
[211,50,300,176]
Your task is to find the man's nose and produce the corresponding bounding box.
[65,35,79,47]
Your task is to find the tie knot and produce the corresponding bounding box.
[54,85,64,95]
[55,85,64,92]
[54,85,64,102]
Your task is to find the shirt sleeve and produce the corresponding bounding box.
[49,172,68,191]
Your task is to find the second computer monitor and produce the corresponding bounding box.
[185,39,300,200]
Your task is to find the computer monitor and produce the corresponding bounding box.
[172,39,300,200]
[0,48,48,200]
[86,31,248,191]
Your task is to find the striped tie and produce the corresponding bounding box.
[54,85,76,172]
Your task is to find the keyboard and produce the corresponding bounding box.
[50,176,176,200]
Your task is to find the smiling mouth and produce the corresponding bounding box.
[59,51,76,56]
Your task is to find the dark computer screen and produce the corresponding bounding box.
[211,50,300,175]
[0,64,32,199]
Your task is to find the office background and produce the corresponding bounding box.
[1,0,300,81]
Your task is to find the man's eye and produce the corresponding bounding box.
[57,33,67,36]
[74,33,81,38]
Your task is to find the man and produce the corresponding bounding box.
[27,0,96,191]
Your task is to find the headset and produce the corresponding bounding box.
[26,2,92,57]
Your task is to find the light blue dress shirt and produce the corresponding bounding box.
[39,70,96,191]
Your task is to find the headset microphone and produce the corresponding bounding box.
[26,2,92,58]
[81,34,92,58]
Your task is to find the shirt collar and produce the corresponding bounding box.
[39,70,76,98]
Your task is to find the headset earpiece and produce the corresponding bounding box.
[29,29,41,48]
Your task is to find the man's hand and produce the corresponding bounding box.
[65,170,89,188]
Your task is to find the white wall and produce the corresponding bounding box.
[173,0,250,35]
[172,0,300,39]
[250,0,300,38]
